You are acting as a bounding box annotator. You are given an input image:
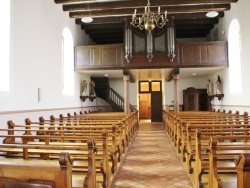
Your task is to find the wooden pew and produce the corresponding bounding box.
[208,136,250,188]
[0,133,107,188]
[39,115,130,162]
[162,110,250,188]
[59,111,139,142]
[195,129,250,188]
[235,153,250,188]
[25,118,121,171]
[8,118,121,159]
[0,152,98,188]
[164,111,249,163]
[186,122,250,173]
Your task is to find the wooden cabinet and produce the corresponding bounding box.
[183,87,208,111]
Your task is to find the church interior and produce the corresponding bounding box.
[0,0,249,187]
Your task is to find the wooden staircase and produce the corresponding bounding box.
[91,77,135,112]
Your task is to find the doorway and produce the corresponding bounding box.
[139,93,151,120]
[138,81,162,122]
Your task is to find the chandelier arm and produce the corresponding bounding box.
[131,0,168,32]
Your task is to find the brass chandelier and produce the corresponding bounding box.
[131,0,168,32]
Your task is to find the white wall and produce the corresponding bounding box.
[164,77,207,106]
[109,78,138,107]
[206,0,250,114]
[0,0,95,125]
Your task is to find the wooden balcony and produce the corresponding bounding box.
[74,41,228,70]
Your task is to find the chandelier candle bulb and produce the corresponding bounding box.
[165,11,167,18]
[145,6,147,13]
[158,7,160,15]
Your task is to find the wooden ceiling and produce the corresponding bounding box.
[54,0,238,44]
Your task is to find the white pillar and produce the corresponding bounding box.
[173,74,179,113]
[124,75,130,114]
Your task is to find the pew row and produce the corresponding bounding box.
[0,134,108,188]
[208,136,250,188]
[162,110,250,188]
[0,152,99,188]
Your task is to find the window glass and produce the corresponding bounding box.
[62,27,74,96]
[151,81,161,91]
[139,81,149,92]
[228,19,242,94]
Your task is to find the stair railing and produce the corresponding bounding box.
[108,88,136,112]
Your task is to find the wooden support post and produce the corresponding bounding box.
[173,74,179,113]
[124,75,130,114]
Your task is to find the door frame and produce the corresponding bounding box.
[138,80,162,122]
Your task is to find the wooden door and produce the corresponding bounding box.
[151,92,162,122]
[139,94,151,119]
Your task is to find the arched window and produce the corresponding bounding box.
[228,19,242,94]
[62,27,74,96]
[0,1,10,92]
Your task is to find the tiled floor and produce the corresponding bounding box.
[111,121,194,188]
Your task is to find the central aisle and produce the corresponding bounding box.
[111,121,194,188]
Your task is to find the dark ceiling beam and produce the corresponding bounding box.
[176,24,214,30]
[85,28,123,35]
[176,18,219,25]
[69,4,230,18]
[55,0,129,4]
[75,12,224,24]
[76,17,125,24]
[94,38,123,44]
[176,33,208,38]
[81,23,123,30]
[81,19,218,30]
[90,33,123,39]
[166,68,180,82]
[176,29,211,37]
[56,0,237,6]
[173,12,224,20]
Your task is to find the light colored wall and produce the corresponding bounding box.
[110,76,207,112]
[164,77,207,107]
[109,78,138,107]
[206,0,250,114]
[1,0,249,126]
[0,0,94,125]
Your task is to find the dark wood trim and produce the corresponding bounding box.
[69,4,230,18]
[61,0,236,10]
[166,68,180,82]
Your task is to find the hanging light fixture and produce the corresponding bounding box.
[206,0,219,18]
[81,3,93,23]
[131,0,168,33]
